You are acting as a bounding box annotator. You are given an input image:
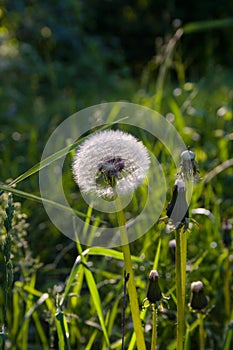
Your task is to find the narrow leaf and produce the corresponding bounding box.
[184,18,233,34]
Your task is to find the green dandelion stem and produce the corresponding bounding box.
[198,313,205,350]
[151,305,158,350]
[115,196,146,350]
[175,228,185,350]
[224,253,231,321]
[181,229,187,312]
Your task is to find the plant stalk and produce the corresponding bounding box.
[151,305,158,350]
[175,228,186,350]
[224,252,231,321]
[198,313,205,350]
[115,197,146,350]
[181,229,187,312]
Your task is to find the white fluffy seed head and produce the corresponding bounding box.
[72,129,150,199]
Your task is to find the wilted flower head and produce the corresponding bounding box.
[189,281,208,312]
[72,130,150,200]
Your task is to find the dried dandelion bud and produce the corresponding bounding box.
[189,281,208,312]
[147,270,162,304]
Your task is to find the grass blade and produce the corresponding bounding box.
[0,184,92,220]
[4,116,129,189]
[83,266,110,348]
[55,307,71,350]
[60,246,143,306]
[183,18,233,34]
[152,237,162,270]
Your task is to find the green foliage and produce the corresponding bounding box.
[0,1,233,349]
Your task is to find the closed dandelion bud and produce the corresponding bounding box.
[190,281,208,312]
[166,178,189,228]
[169,239,176,265]
[147,270,162,304]
[221,219,232,248]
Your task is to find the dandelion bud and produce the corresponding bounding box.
[166,178,189,228]
[146,270,162,304]
[189,281,208,312]
[169,239,176,264]
[221,219,232,248]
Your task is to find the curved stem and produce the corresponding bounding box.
[115,197,146,350]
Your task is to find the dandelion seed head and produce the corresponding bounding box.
[72,129,150,199]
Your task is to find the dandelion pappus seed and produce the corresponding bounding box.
[72,129,150,200]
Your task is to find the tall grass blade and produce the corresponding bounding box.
[152,237,161,270]
[3,116,129,189]
[60,247,142,306]
[0,184,90,220]
[183,18,233,34]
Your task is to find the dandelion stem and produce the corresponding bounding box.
[181,229,187,313]
[198,313,205,350]
[115,196,146,350]
[224,252,231,321]
[151,305,158,350]
[175,228,185,350]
